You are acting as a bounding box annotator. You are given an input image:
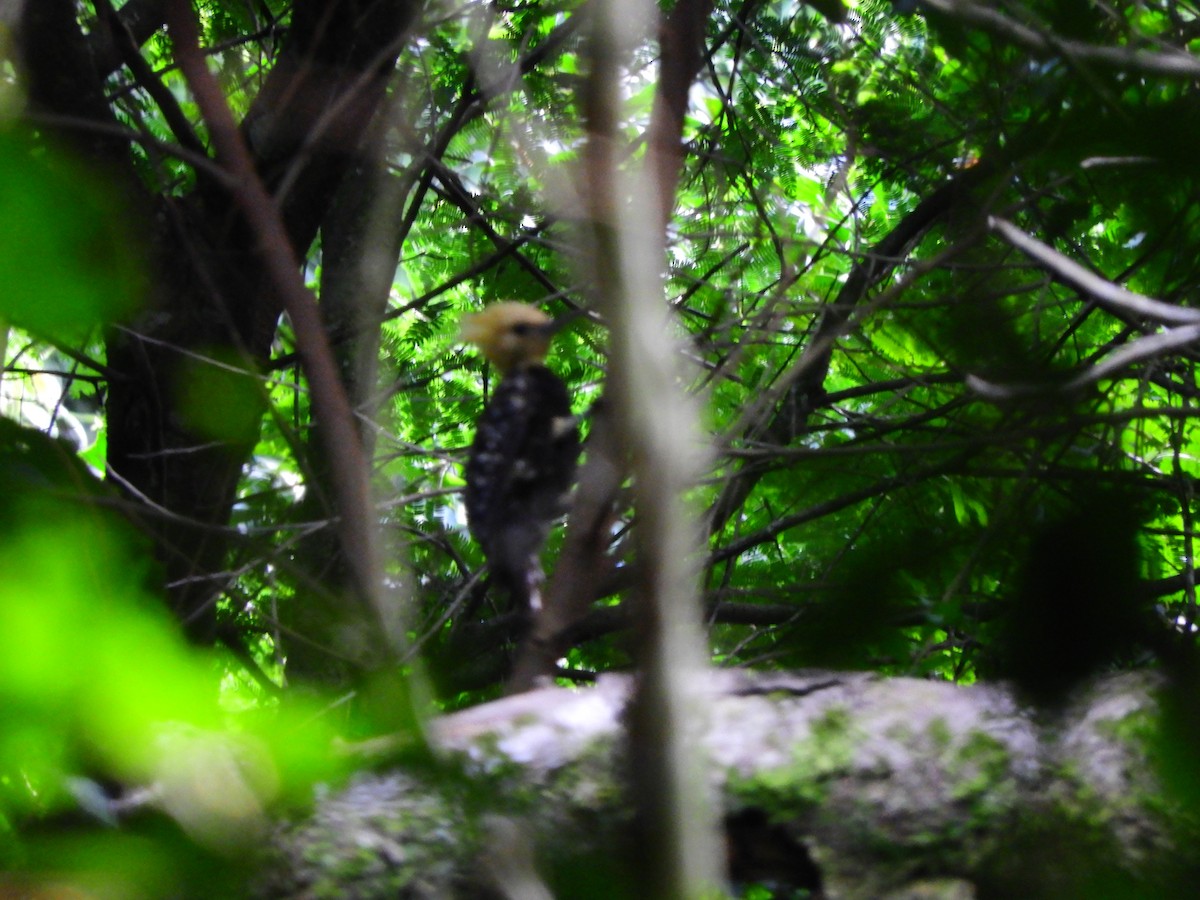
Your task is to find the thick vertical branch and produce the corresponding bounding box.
[646,0,715,227]
[582,0,725,895]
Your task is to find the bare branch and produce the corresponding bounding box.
[990,217,1200,326]
[967,324,1200,398]
[917,0,1200,78]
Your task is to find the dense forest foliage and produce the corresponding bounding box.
[3,0,1200,894]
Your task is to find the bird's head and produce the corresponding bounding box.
[460,302,567,374]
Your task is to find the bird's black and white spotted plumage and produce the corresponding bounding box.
[465,364,579,611]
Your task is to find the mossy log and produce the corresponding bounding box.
[260,670,1184,899]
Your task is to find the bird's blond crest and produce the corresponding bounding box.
[460,302,557,373]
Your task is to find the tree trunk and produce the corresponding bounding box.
[19,0,423,641]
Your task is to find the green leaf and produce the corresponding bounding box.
[0,131,143,344]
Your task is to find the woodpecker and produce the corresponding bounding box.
[461,302,580,614]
